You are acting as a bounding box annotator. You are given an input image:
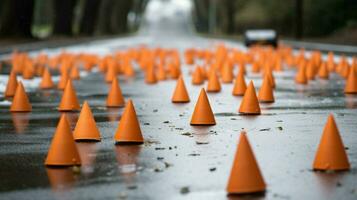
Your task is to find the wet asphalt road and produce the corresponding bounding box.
[1,1,357,200]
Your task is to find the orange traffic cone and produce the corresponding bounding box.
[264,70,275,88]
[207,70,221,92]
[318,62,329,80]
[238,64,246,75]
[145,65,157,84]
[327,52,335,72]
[190,88,216,125]
[344,66,357,94]
[73,101,101,141]
[157,63,167,81]
[239,81,260,115]
[10,82,32,112]
[227,132,266,195]
[251,62,260,73]
[295,63,308,84]
[192,67,204,85]
[232,71,247,96]
[22,63,34,79]
[168,62,181,79]
[172,75,190,103]
[114,99,144,144]
[5,70,18,97]
[105,62,117,83]
[40,68,55,89]
[258,74,274,103]
[106,77,125,107]
[306,61,316,80]
[58,71,69,90]
[70,66,80,80]
[313,114,350,171]
[58,80,80,111]
[45,114,81,166]
[221,63,233,83]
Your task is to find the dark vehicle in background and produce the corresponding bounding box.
[244,29,278,47]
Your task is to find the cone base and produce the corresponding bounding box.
[227,190,265,196]
[259,100,274,103]
[207,90,220,93]
[45,163,81,167]
[10,109,31,113]
[190,122,216,126]
[313,167,349,172]
[239,112,261,115]
[75,138,101,142]
[344,91,357,94]
[172,100,190,103]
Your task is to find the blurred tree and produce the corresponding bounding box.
[96,0,136,35]
[79,0,101,35]
[0,0,34,37]
[96,0,115,34]
[304,0,345,36]
[53,0,77,36]
[192,0,209,32]
[32,0,53,38]
[224,0,235,34]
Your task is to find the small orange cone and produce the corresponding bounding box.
[306,61,316,80]
[192,67,204,85]
[251,62,260,73]
[227,132,266,195]
[106,77,125,107]
[318,62,329,80]
[232,71,247,96]
[45,114,81,166]
[70,66,80,80]
[10,82,32,112]
[295,63,308,84]
[105,62,117,83]
[221,62,234,83]
[40,68,55,89]
[238,64,246,75]
[190,88,216,125]
[157,63,167,81]
[239,81,260,115]
[172,75,190,103]
[313,114,350,171]
[327,52,335,72]
[58,80,80,111]
[168,62,181,79]
[264,70,275,88]
[58,71,69,90]
[344,66,357,94]
[145,65,157,84]
[206,70,221,92]
[5,70,18,97]
[73,101,101,141]
[22,63,34,79]
[114,99,144,144]
[258,74,274,103]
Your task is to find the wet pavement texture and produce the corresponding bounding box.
[1,1,357,200]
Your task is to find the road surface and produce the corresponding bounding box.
[0,0,356,199]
